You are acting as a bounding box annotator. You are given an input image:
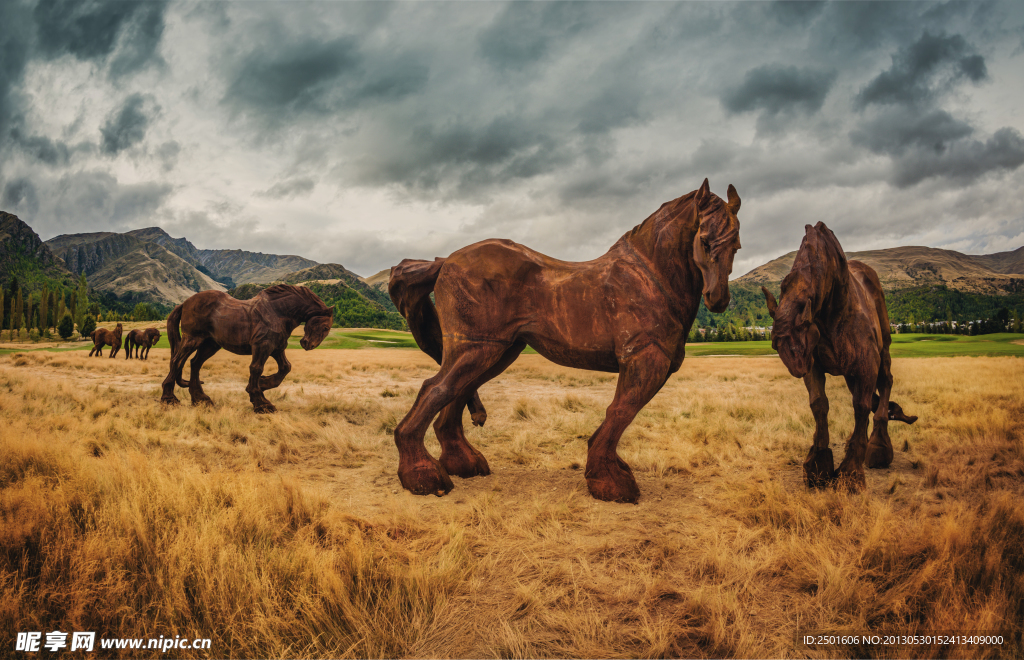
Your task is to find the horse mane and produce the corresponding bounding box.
[259,284,331,320]
[782,222,850,305]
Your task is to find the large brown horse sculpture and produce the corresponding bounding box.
[125,328,161,360]
[762,222,917,491]
[88,323,122,357]
[389,179,742,503]
[160,286,334,412]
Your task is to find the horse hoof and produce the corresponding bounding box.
[803,448,836,489]
[470,410,487,427]
[161,397,181,406]
[440,447,491,479]
[253,403,277,414]
[865,443,893,469]
[399,462,454,496]
[586,476,640,503]
[191,398,215,408]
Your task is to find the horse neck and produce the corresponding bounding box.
[617,196,703,313]
[263,295,324,324]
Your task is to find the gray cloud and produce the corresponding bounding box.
[723,64,836,117]
[851,108,974,156]
[100,93,155,155]
[892,127,1024,188]
[2,178,39,216]
[156,140,180,172]
[857,31,987,108]
[478,2,597,71]
[35,170,172,237]
[0,3,32,144]
[32,0,167,76]
[224,36,427,127]
[1,0,1022,280]
[256,177,316,200]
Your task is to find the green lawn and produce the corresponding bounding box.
[4,330,1023,358]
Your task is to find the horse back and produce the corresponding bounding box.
[848,260,891,346]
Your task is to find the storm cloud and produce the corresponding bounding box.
[0,1,1021,278]
[100,93,155,155]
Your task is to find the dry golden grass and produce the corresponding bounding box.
[1,348,1022,658]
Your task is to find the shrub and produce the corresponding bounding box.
[80,315,97,338]
[58,313,74,339]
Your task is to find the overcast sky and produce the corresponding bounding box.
[1,1,1023,278]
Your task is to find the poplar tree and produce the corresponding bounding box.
[39,286,48,333]
[75,274,89,332]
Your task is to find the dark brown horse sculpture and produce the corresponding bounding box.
[160,285,334,412]
[125,328,161,360]
[762,222,917,491]
[390,179,742,503]
[88,323,122,357]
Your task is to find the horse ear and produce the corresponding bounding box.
[801,298,814,325]
[727,184,741,214]
[761,287,778,319]
[695,178,711,208]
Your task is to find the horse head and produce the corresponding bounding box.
[300,310,335,350]
[762,223,841,378]
[692,178,742,313]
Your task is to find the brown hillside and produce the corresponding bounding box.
[46,233,225,305]
[736,245,1024,293]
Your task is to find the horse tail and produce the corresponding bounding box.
[167,305,183,357]
[872,393,918,425]
[389,258,446,363]
[388,258,488,427]
[167,305,191,387]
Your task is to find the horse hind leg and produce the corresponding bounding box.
[434,341,525,479]
[188,340,220,407]
[396,342,512,496]
[866,352,895,469]
[161,336,205,405]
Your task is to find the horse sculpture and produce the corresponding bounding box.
[762,222,917,491]
[88,323,122,357]
[125,328,161,360]
[160,285,334,412]
[389,179,742,503]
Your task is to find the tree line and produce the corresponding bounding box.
[1,274,165,342]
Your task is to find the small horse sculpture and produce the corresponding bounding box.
[125,328,161,360]
[390,179,742,503]
[88,323,122,358]
[762,222,917,490]
[160,285,334,412]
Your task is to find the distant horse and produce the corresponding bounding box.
[88,323,122,358]
[160,285,334,413]
[762,222,917,491]
[125,328,161,360]
[389,179,742,503]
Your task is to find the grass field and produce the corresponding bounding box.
[5,326,1023,359]
[1,345,1022,658]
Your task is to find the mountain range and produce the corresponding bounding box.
[1,208,1022,327]
[736,244,1024,294]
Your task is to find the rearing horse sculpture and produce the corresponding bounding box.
[160,285,334,413]
[762,222,917,491]
[390,179,742,503]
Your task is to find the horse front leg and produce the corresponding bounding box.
[257,350,291,391]
[803,363,834,489]
[866,350,895,469]
[836,367,877,491]
[246,348,276,413]
[585,346,671,504]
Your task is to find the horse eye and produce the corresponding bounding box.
[701,239,711,253]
